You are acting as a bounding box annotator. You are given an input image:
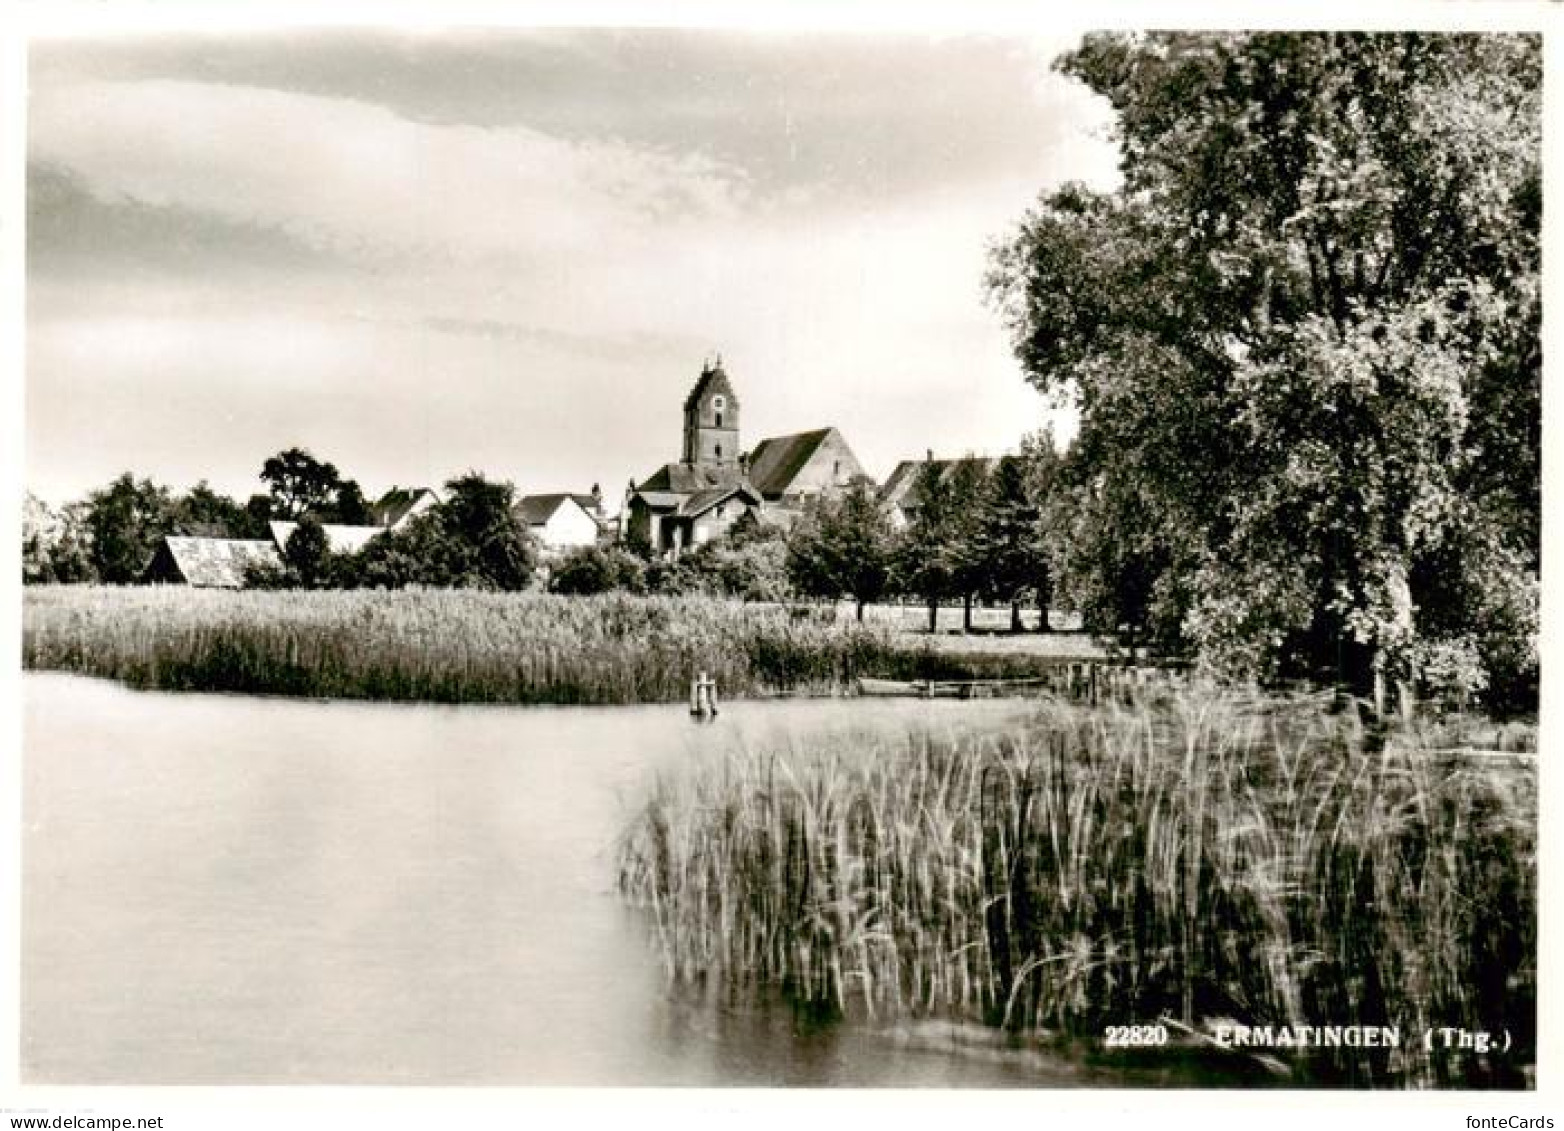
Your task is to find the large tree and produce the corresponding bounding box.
[987,32,1539,709]
[83,473,173,583]
[259,447,343,520]
[786,483,894,621]
[348,472,537,591]
[23,493,95,584]
[169,481,264,539]
[976,449,1053,633]
[895,462,962,634]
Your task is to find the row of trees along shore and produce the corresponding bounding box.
[551,446,1057,637]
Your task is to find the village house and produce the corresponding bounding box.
[141,536,282,588]
[622,358,872,555]
[143,484,441,587]
[369,486,440,529]
[878,454,999,530]
[516,489,606,553]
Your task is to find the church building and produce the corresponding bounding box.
[622,358,873,556]
[622,359,764,556]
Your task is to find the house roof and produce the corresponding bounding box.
[269,521,385,556]
[156,537,280,588]
[880,457,999,511]
[635,461,746,494]
[631,491,685,511]
[682,361,738,412]
[369,487,438,528]
[745,428,833,499]
[515,493,601,526]
[678,483,762,519]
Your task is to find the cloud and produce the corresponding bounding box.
[30,77,752,265]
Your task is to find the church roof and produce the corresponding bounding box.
[636,461,746,494]
[682,361,739,412]
[745,428,834,499]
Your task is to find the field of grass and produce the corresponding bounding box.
[22,586,923,704]
[23,586,1153,705]
[616,687,1537,1088]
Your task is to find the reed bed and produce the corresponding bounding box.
[23,586,943,704]
[617,687,1536,1087]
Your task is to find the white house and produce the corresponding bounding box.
[516,493,604,552]
[268,520,386,556]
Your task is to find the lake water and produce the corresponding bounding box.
[24,672,1122,1087]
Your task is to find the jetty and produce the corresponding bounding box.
[857,661,1188,704]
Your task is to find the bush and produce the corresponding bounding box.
[550,545,646,595]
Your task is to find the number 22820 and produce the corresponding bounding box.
[1104,1024,1168,1047]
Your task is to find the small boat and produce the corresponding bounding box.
[856,677,972,698]
[857,677,924,697]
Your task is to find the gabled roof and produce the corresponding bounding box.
[631,491,684,511]
[154,537,280,589]
[683,361,739,412]
[745,428,833,499]
[678,482,762,519]
[635,461,746,494]
[516,493,601,526]
[880,457,999,510]
[370,487,439,528]
[269,521,385,556]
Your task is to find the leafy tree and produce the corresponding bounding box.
[244,493,277,531]
[282,515,331,588]
[343,472,537,591]
[941,459,992,633]
[320,479,371,525]
[987,32,1540,708]
[47,501,98,583]
[976,451,1051,632]
[259,447,344,520]
[439,472,537,590]
[22,493,96,584]
[84,473,172,583]
[685,517,792,602]
[893,462,961,633]
[785,483,893,621]
[22,494,60,584]
[169,481,264,539]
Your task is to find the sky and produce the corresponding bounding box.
[24,28,1120,508]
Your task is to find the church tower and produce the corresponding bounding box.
[681,357,740,469]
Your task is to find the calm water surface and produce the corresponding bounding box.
[24,673,1112,1087]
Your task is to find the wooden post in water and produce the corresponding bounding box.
[690,671,719,720]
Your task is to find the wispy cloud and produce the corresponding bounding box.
[31,77,753,263]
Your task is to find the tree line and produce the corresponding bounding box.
[547,443,1061,637]
[22,447,541,592]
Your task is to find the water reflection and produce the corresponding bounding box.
[25,673,1059,1086]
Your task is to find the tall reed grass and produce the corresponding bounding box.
[616,687,1536,1087]
[24,586,942,704]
